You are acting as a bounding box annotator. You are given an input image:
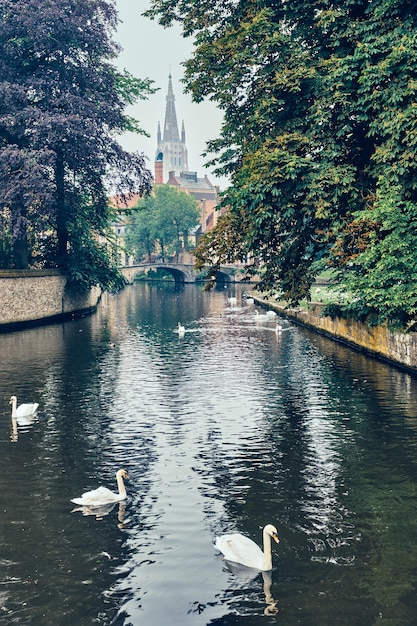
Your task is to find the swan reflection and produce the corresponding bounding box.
[262,571,279,616]
[10,415,37,442]
[10,417,18,442]
[71,499,127,526]
[221,562,279,616]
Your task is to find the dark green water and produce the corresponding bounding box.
[0,282,417,625]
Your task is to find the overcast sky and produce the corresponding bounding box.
[114,0,228,189]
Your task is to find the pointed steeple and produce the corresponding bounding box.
[155,73,189,182]
[163,73,180,142]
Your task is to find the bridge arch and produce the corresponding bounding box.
[155,266,187,283]
[196,269,232,286]
[121,263,237,285]
[122,263,196,284]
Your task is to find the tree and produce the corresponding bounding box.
[340,183,417,329]
[0,0,154,289]
[146,0,417,326]
[152,185,200,259]
[125,210,155,263]
[126,184,200,262]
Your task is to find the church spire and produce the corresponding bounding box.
[155,73,189,182]
[163,73,180,142]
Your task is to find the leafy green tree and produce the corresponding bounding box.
[0,0,154,290]
[340,183,417,329]
[147,0,417,326]
[126,185,200,262]
[125,196,156,263]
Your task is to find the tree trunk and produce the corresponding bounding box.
[12,236,29,269]
[11,204,29,269]
[55,151,68,264]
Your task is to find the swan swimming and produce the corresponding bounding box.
[71,469,129,507]
[177,322,185,337]
[254,310,269,323]
[71,500,126,525]
[215,524,279,571]
[9,395,39,419]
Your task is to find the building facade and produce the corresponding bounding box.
[154,73,189,184]
[155,75,223,235]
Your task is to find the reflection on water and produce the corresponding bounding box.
[1,283,417,625]
[262,571,279,616]
[71,499,127,526]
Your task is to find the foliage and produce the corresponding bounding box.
[0,207,12,267]
[65,195,126,293]
[126,184,200,261]
[146,0,417,326]
[342,184,417,328]
[125,210,155,262]
[321,302,344,320]
[0,0,155,290]
[65,234,126,294]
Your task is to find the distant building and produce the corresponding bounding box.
[108,73,226,265]
[155,75,224,236]
[166,170,222,235]
[155,73,189,183]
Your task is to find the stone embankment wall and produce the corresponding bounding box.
[0,270,101,331]
[253,295,417,375]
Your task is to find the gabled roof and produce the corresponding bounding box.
[109,194,141,209]
[167,171,217,196]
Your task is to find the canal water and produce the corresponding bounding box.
[0,282,417,626]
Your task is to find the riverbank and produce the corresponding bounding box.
[251,293,417,375]
[0,269,101,332]
[2,271,417,376]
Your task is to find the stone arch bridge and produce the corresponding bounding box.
[121,262,239,285]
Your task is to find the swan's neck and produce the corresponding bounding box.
[11,398,17,418]
[262,529,273,571]
[116,473,127,498]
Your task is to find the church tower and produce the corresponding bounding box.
[155,74,189,183]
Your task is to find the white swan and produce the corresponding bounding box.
[254,310,269,323]
[177,322,185,337]
[71,500,127,525]
[266,310,277,318]
[71,469,129,507]
[215,524,280,571]
[72,501,118,519]
[9,395,39,419]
